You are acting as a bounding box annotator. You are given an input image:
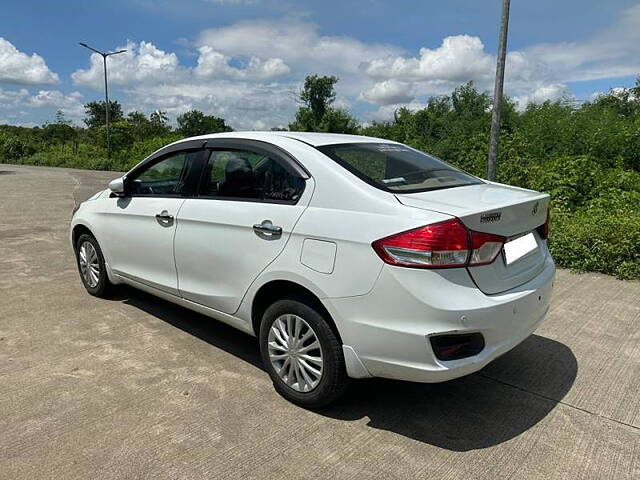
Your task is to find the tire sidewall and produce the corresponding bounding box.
[259,298,347,408]
[75,233,109,297]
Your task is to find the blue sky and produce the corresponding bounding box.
[1,0,640,128]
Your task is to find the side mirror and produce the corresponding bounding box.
[108,176,126,195]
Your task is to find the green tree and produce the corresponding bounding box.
[55,110,71,125]
[96,121,134,152]
[84,100,124,129]
[176,110,232,137]
[289,75,358,133]
[41,110,76,151]
[317,108,358,134]
[149,110,171,136]
[126,110,150,140]
[149,110,168,126]
[42,123,76,150]
[588,83,640,118]
[300,75,337,124]
[0,134,35,161]
[127,110,171,140]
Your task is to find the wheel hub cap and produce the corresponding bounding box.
[267,314,323,393]
[78,241,100,288]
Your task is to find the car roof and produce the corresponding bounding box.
[175,131,400,147]
[271,132,397,146]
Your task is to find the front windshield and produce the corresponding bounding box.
[317,143,482,193]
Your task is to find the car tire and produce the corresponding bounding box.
[75,233,113,298]
[259,298,350,408]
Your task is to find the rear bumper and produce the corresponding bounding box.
[325,255,555,382]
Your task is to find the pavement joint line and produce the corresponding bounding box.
[478,372,640,432]
[68,170,82,212]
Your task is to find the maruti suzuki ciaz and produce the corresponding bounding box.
[71,132,554,407]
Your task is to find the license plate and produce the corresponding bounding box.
[503,232,538,265]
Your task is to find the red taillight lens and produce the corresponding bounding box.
[372,218,505,269]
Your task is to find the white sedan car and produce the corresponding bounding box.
[71,132,554,407]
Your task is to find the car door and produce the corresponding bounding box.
[101,146,203,295]
[174,140,312,314]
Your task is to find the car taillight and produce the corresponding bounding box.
[372,218,505,269]
[469,229,506,266]
[541,209,550,239]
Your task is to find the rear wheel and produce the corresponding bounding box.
[75,233,113,298]
[259,298,349,408]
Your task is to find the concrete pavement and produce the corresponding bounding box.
[0,164,638,479]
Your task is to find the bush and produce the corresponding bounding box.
[94,121,135,152]
[508,157,640,279]
[550,206,640,279]
[20,149,115,171]
[0,135,36,161]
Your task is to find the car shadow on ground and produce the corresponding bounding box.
[116,286,577,452]
[319,334,577,451]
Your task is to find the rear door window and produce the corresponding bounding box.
[199,149,305,203]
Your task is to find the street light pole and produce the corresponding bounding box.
[103,54,110,157]
[486,0,511,181]
[78,43,126,158]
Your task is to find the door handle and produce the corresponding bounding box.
[155,210,174,226]
[253,220,282,236]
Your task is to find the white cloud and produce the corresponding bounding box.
[356,5,640,108]
[67,22,399,129]
[194,46,289,80]
[197,19,400,66]
[0,38,59,85]
[368,101,425,123]
[72,41,182,88]
[124,81,296,130]
[196,19,402,95]
[0,88,29,107]
[357,35,558,104]
[73,39,291,88]
[513,84,572,110]
[27,90,85,118]
[359,80,415,105]
[362,35,494,84]
[71,37,298,129]
[0,118,38,128]
[0,88,85,125]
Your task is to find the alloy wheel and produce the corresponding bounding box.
[78,241,100,288]
[267,314,324,392]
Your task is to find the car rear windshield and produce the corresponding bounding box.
[317,143,482,193]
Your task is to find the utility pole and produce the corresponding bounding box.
[486,0,511,181]
[78,43,126,158]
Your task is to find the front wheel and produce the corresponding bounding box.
[259,298,350,408]
[75,233,113,298]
